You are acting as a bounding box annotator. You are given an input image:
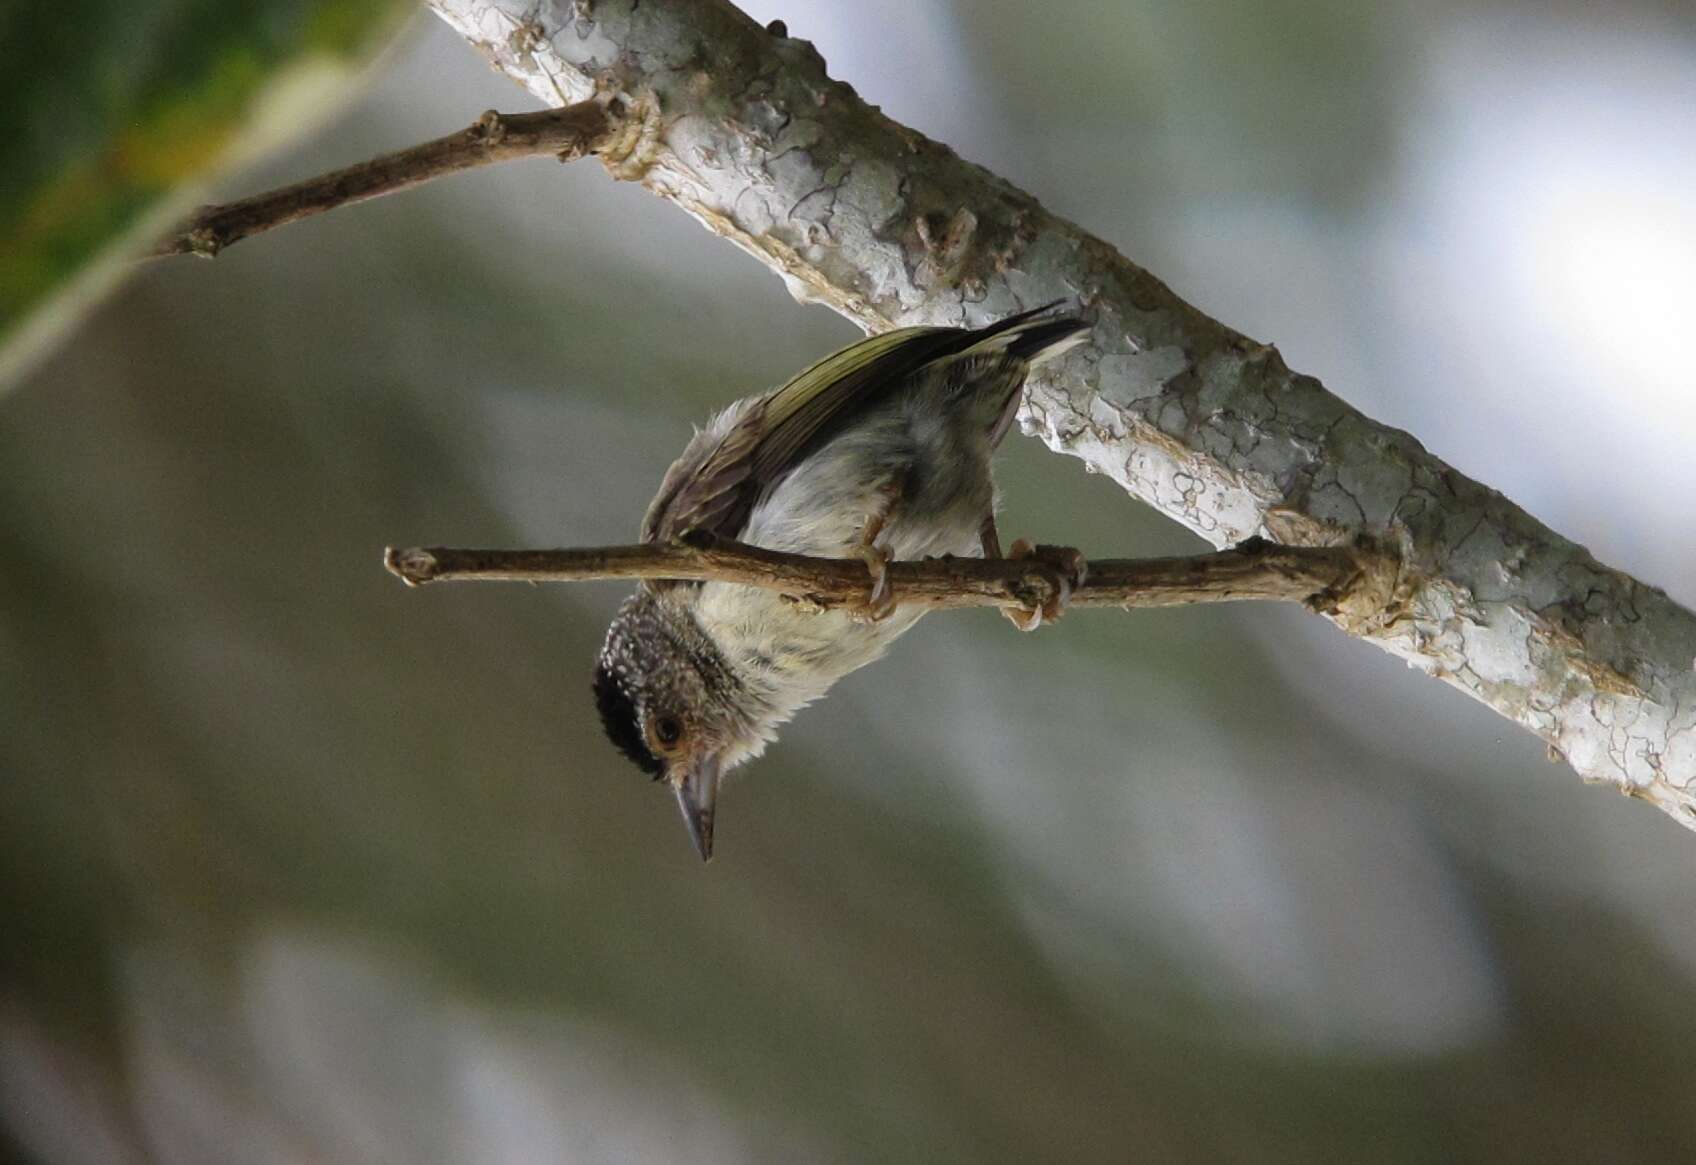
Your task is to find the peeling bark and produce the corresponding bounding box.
[428,0,1696,831]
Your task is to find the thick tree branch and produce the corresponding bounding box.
[420,0,1696,830]
[153,102,609,257]
[383,537,1386,615]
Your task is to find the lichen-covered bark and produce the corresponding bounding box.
[429,0,1696,830]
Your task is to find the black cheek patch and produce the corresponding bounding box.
[592,662,664,778]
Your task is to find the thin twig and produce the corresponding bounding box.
[152,102,611,258]
[382,536,1387,615]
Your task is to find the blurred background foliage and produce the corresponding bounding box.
[0,0,411,383]
[3,2,1696,1161]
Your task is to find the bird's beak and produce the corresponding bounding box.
[670,753,721,863]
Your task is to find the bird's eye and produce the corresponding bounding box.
[652,715,684,750]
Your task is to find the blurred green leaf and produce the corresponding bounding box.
[0,0,413,384]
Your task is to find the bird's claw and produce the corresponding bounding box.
[1003,539,1087,632]
[854,544,897,622]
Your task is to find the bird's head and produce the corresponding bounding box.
[592,588,761,861]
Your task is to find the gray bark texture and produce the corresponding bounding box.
[429,0,1696,831]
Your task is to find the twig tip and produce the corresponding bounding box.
[384,546,438,587]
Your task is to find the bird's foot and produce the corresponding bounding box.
[1003,539,1087,632]
[853,543,898,622]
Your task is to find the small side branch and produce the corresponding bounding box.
[152,102,610,258]
[382,536,1388,615]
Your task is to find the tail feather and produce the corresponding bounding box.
[971,304,1091,450]
[963,302,1090,365]
[1005,317,1091,365]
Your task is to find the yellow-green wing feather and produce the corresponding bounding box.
[643,326,947,544]
[747,326,945,481]
[642,305,1074,545]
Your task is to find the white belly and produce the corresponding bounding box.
[696,395,997,705]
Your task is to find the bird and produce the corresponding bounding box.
[593,304,1091,861]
